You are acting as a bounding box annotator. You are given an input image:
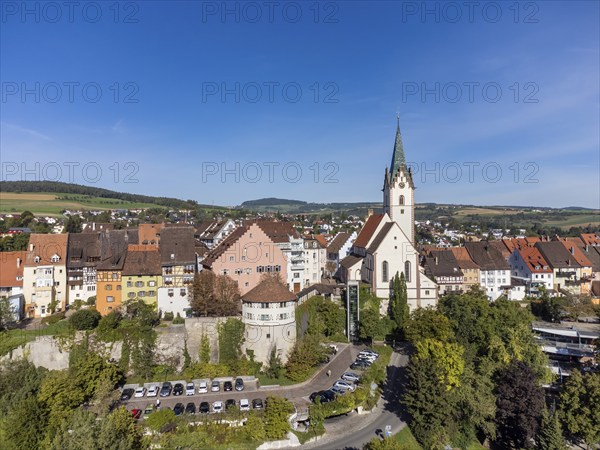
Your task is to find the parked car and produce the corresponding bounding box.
[350,360,371,370]
[321,390,337,401]
[211,380,220,392]
[252,398,263,409]
[356,353,377,362]
[173,403,185,416]
[197,381,208,394]
[143,404,155,419]
[130,409,142,420]
[360,349,379,357]
[134,387,146,398]
[223,381,233,392]
[212,401,223,413]
[341,372,360,383]
[225,399,236,410]
[333,380,356,391]
[160,382,172,397]
[121,388,134,401]
[173,383,184,396]
[185,382,195,396]
[146,385,159,397]
[199,401,210,414]
[235,378,244,391]
[239,398,250,411]
[329,386,347,396]
[185,402,196,414]
[310,390,335,403]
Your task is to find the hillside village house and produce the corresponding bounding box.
[23,234,69,318]
[138,223,165,246]
[122,244,162,309]
[465,241,511,301]
[157,226,196,317]
[509,246,554,294]
[339,121,438,312]
[424,250,465,295]
[303,235,326,286]
[0,251,26,299]
[449,247,480,288]
[536,241,592,295]
[326,231,356,276]
[67,232,101,304]
[202,222,288,295]
[96,230,138,315]
[195,219,237,248]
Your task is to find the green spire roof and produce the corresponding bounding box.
[390,116,406,177]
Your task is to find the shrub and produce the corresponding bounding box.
[86,296,96,306]
[69,309,102,330]
[172,313,185,325]
[163,312,174,321]
[41,311,66,325]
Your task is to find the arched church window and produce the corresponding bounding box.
[404,260,411,283]
[382,261,389,283]
[399,195,405,205]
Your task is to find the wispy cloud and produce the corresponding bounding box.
[0,122,52,141]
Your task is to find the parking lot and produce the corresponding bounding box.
[121,343,379,416]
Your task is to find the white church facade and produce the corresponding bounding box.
[339,120,438,313]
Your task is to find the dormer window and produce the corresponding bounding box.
[51,254,60,263]
[170,253,175,260]
[34,256,40,263]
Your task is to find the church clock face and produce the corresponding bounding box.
[399,182,405,188]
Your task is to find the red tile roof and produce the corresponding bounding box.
[242,276,297,303]
[0,251,26,287]
[354,214,384,248]
[580,233,600,246]
[517,246,553,273]
[25,234,68,266]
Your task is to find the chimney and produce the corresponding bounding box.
[17,257,21,268]
[367,208,373,219]
[585,244,589,252]
[570,247,575,255]
[434,256,439,265]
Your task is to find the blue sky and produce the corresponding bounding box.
[1,1,599,208]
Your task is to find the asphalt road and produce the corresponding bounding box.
[304,350,409,450]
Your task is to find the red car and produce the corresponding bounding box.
[131,409,142,420]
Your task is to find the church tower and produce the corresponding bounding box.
[383,117,415,243]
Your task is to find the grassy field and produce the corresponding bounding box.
[392,426,486,449]
[544,214,600,229]
[0,192,160,216]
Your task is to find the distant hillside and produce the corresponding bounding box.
[241,198,307,207]
[0,181,221,211]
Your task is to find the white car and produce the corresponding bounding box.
[341,372,360,383]
[185,382,195,396]
[211,380,220,392]
[212,401,223,413]
[357,353,377,362]
[197,381,208,394]
[146,385,159,397]
[333,380,355,392]
[239,398,250,411]
[134,387,146,398]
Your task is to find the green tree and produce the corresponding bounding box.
[199,334,211,363]
[404,307,455,345]
[189,271,215,316]
[494,360,545,449]
[263,396,294,440]
[1,396,48,450]
[97,406,145,450]
[145,408,177,433]
[404,352,452,448]
[218,318,245,365]
[389,272,410,337]
[267,346,283,379]
[0,359,46,416]
[0,298,16,331]
[558,371,600,446]
[537,410,567,450]
[244,414,267,442]
[69,308,101,330]
[64,215,82,233]
[415,338,465,389]
[48,409,98,450]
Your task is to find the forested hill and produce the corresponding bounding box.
[0,181,203,210]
